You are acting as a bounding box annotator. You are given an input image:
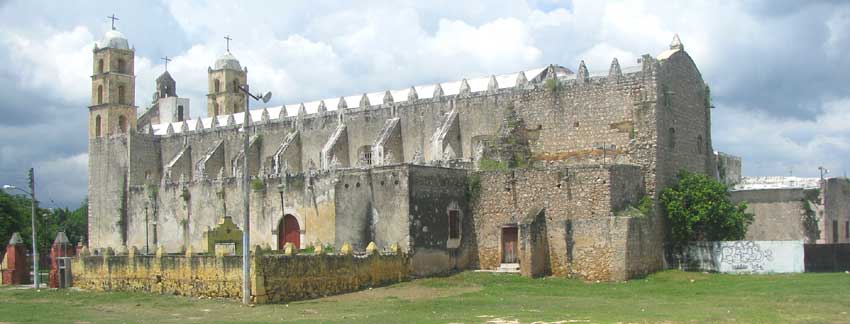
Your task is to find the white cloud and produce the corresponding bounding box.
[1,26,95,104]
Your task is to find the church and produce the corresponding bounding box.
[87,22,716,280]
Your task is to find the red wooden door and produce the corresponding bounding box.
[278,215,300,250]
[502,227,518,263]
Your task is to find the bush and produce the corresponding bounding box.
[660,170,753,249]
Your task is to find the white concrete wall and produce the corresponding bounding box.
[685,241,804,274]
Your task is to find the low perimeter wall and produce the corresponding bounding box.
[71,250,410,304]
[804,243,850,272]
[682,241,804,274]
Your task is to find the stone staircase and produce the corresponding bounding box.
[497,263,520,273]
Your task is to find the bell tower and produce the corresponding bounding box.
[207,35,247,117]
[89,16,137,139]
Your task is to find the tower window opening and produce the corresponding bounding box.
[95,115,102,137]
[177,105,184,121]
[213,103,219,116]
[118,115,127,133]
[697,135,704,154]
[117,59,126,74]
[98,59,104,74]
[214,79,220,93]
[97,85,103,105]
[118,85,126,104]
[232,80,239,93]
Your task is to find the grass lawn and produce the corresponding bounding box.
[0,270,848,323]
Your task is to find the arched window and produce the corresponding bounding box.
[97,85,103,105]
[214,79,220,93]
[668,128,676,149]
[95,115,102,137]
[117,59,126,73]
[177,105,184,121]
[213,103,219,116]
[98,59,104,74]
[697,135,704,154]
[118,115,127,133]
[118,85,125,104]
[232,80,239,93]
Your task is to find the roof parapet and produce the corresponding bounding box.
[337,96,348,109]
[383,90,394,104]
[359,93,370,108]
[318,100,328,113]
[407,86,418,101]
[516,71,528,87]
[577,60,589,83]
[487,75,498,92]
[608,58,622,79]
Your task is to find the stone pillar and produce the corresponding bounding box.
[49,232,74,288]
[2,233,30,285]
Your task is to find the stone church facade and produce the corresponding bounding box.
[87,27,715,280]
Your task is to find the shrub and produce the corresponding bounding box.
[660,170,753,249]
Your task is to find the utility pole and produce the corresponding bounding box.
[241,85,251,305]
[28,168,39,289]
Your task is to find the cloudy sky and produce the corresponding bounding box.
[1,0,848,208]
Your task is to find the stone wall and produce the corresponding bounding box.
[471,164,659,281]
[72,253,243,298]
[730,189,810,242]
[254,253,409,303]
[823,178,850,243]
[71,249,409,304]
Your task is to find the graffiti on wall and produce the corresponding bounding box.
[716,241,774,271]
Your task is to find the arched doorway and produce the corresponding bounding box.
[278,215,300,250]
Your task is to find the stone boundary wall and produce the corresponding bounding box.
[71,253,243,298]
[253,253,409,303]
[70,249,409,303]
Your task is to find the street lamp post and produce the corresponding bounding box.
[237,84,272,305]
[3,168,39,288]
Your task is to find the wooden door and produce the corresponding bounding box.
[278,215,300,250]
[502,227,518,263]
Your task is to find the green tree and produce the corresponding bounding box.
[0,191,88,257]
[660,170,753,248]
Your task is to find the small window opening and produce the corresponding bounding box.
[97,85,103,104]
[118,115,127,133]
[448,210,460,240]
[118,85,126,104]
[98,59,104,74]
[177,105,184,121]
[232,80,239,93]
[117,59,126,74]
[697,135,704,154]
[95,115,102,137]
[214,79,221,93]
[213,103,219,116]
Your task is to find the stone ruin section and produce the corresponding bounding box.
[471,165,664,281]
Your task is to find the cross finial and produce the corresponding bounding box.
[107,14,119,30]
[161,56,172,71]
[224,35,232,52]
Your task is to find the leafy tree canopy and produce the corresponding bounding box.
[660,170,753,248]
[0,190,87,256]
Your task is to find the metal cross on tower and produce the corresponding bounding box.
[224,35,232,52]
[161,56,171,71]
[107,14,119,30]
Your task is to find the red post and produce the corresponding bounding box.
[2,233,29,285]
[49,232,73,288]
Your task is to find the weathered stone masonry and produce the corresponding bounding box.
[87,30,713,281]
